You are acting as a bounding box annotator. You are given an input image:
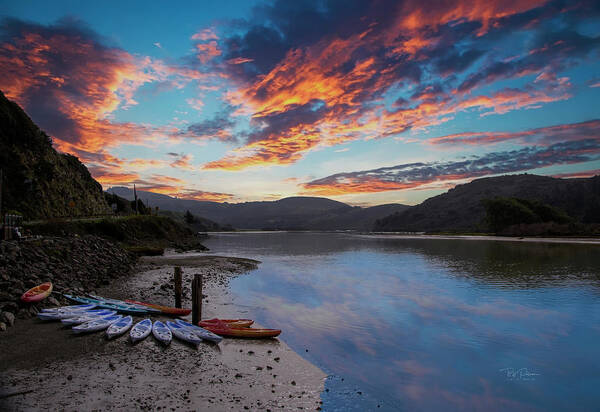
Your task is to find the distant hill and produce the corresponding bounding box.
[107,187,409,230]
[0,90,110,219]
[374,174,600,232]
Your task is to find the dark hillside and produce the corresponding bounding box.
[107,187,408,230]
[0,90,110,219]
[374,174,600,232]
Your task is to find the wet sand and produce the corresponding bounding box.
[0,254,326,411]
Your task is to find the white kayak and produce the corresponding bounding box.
[166,321,203,347]
[72,315,122,334]
[38,306,98,321]
[61,310,116,325]
[130,319,152,343]
[42,304,96,312]
[152,321,172,345]
[175,319,223,343]
[106,315,133,339]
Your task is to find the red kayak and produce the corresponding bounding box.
[202,320,281,339]
[198,318,254,328]
[21,282,53,303]
[124,299,191,316]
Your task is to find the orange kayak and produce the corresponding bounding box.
[124,299,191,316]
[203,322,281,339]
[21,282,53,303]
[198,318,254,328]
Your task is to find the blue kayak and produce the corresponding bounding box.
[63,294,153,315]
[166,321,203,347]
[175,319,223,343]
[106,316,133,339]
[130,319,153,343]
[152,321,172,345]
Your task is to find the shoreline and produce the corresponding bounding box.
[202,230,600,245]
[0,253,326,411]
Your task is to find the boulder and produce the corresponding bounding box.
[2,311,16,325]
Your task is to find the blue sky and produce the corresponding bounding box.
[1,0,599,205]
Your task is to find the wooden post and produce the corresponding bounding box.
[192,274,203,325]
[174,266,182,308]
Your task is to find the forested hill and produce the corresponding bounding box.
[374,174,600,233]
[107,187,409,230]
[0,91,110,219]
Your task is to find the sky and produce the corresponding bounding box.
[0,0,599,206]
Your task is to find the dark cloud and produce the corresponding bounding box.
[303,139,600,194]
[202,0,600,169]
[178,107,236,142]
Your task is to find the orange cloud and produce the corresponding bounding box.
[195,41,221,64]
[205,0,574,170]
[0,19,212,158]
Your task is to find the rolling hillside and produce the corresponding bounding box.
[374,174,600,232]
[107,187,409,230]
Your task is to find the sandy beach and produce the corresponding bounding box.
[0,253,326,411]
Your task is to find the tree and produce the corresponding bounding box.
[184,210,195,224]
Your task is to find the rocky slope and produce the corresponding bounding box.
[0,236,137,331]
[374,174,600,232]
[0,90,110,219]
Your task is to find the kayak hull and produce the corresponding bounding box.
[203,325,281,339]
[130,319,153,343]
[198,318,254,328]
[106,316,133,339]
[166,321,202,346]
[125,300,191,316]
[21,282,53,303]
[64,294,154,315]
[152,321,172,345]
[175,319,222,343]
[72,315,123,334]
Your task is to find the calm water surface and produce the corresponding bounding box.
[202,232,600,411]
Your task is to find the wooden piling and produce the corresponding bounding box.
[192,274,203,324]
[174,266,182,308]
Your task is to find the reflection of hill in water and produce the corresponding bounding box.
[206,232,600,289]
[369,237,600,289]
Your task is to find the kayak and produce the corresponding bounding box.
[175,319,222,343]
[21,282,53,303]
[72,315,123,334]
[106,316,133,339]
[130,319,153,343]
[61,310,117,325]
[152,321,172,345]
[88,295,159,312]
[166,321,203,347]
[202,322,281,339]
[64,294,154,315]
[198,318,254,328]
[42,304,96,313]
[124,299,191,316]
[37,306,99,321]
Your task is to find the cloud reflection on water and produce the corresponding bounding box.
[207,233,600,411]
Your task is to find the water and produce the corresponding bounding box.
[202,232,600,411]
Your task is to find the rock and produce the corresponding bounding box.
[1,311,15,326]
[0,322,6,331]
[47,296,60,306]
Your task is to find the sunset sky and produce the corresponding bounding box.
[1,0,599,206]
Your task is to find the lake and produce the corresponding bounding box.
[202,232,600,411]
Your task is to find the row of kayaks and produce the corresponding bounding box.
[38,302,282,339]
[20,283,191,317]
[24,285,282,339]
[38,305,223,346]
